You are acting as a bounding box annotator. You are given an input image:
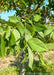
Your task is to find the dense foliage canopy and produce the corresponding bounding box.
[0,0,54,70]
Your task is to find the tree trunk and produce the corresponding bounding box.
[21,53,25,75]
[21,62,25,75]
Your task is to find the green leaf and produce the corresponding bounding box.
[0,35,5,58]
[26,24,34,33]
[21,53,28,63]
[28,47,33,69]
[50,32,54,40]
[9,16,20,23]
[9,32,16,46]
[38,32,44,38]
[46,43,54,50]
[0,19,17,27]
[16,46,26,60]
[13,50,16,56]
[37,52,45,66]
[6,49,10,56]
[0,27,3,35]
[25,33,32,41]
[12,29,20,41]
[14,0,18,2]
[33,23,46,32]
[5,26,10,41]
[26,19,33,24]
[33,14,41,22]
[21,0,26,5]
[0,27,3,33]
[44,25,53,36]
[17,23,25,36]
[28,38,47,52]
[15,44,20,54]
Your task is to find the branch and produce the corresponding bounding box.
[41,10,48,21]
[11,2,22,17]
[34,6,40,11]
[34,2,41,11]
[0,1,4,8]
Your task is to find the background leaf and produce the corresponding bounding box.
[12,29,20,41]
[33,14,41,22]
[9,16,20,23]
[9,32,16,46]
[0,35,5,58]
[28,47,33,69]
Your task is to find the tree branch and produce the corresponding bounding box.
[11,2,22,17]
[41,10,48,21]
